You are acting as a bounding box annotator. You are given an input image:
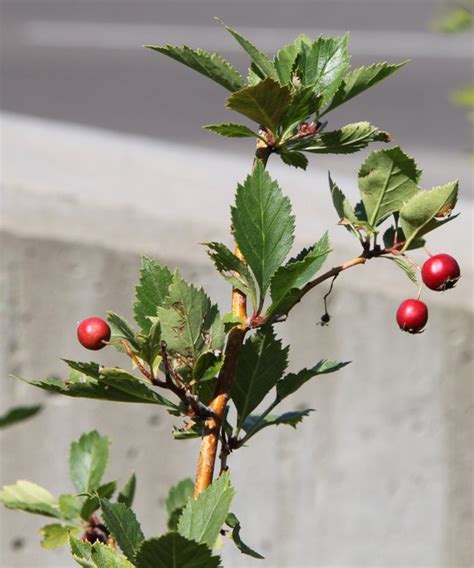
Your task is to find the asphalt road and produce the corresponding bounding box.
[0,0,472,159]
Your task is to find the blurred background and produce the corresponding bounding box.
[0,0,473,567]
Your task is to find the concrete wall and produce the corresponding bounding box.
[1,114,473,567]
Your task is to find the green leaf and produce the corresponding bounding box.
[232,161,295,302]
[91,542,134,568]
[385,256,418,283]
[329,173,357,223]
[69,431,110,494]
[358,147,421,226]
[278,150,308,170]
[178,470,235,549]
[277,360,350,401]
[59,494,84,520]
[165,478,194,530]
[134,257,173,333]
[145,45,244,92]
[70,535,94,568]
[231,327,289,428]
[267,232,331,317]
[297,34,350,104]
[225,512,264,559]
[0,404,42,428]
[242,409,314,436]
[100,500,145,562]
[226,78,291,133]
[40,523,80,549]
[0,480,61,518]
[205,241,258,308]
[80,481,117,521]
[135,534,221,568]
[219,20,277,80]
[287,121,388,155]
[274,35,310,85]
[399,181,459,250]
[279,87,319,137]
[118,474,136,509]
[157,272,225,362]
[204,123,260,139]
[193,351,223,383]
[107,312,139,350]
[323,61,408,115]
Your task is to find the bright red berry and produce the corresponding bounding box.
[77,317,111,350]
[421,254,460,291]
[396,299,428,334]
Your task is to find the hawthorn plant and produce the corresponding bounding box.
[1,21,461,567]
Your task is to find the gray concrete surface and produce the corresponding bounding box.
[0,114,473,567]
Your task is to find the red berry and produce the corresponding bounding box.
[77,317,111,350]
[421,254,460,291]
[396,299,428,334]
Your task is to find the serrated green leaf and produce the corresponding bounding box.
[0,404,42,429]
[219,20,277,80]
[135,533,221,568]
[204,123,260,139]
[134,257,173,333]
[274,35,309,85]
[145,45,244,92]
[193,351,223,383]
[225,512,264,559]
[157,273,225,363]
[277,360,350,401]
[385,256,419,283]
[80,481,117,521]
[178,470,235,549]
[107,312,139,350]
[165,478,194,530]
[231,327,289,428]
[69,431,110,494]
[242,409,314,436]
[118,474,136,509]
[205,241,258,309]
[287,121,388,155]
[279,150,308,170]
[0,480,61,518]
[232,161,295,303]
[59,494,84,520]
[226,78,291,133]
[359,147,421,226]
[297,34,350,104]
[279,87,319,138]
[101,500,145,562]
[329,173,357,223]
[70,535,94,568]
[267,232,331,317]
[40,523,80,549]
[399,181,459,250]
[322,61,408,115]
[91,542,134,568]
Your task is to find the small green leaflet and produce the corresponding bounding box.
[193,351,223,383]
[157,272,225,362]
[226,78,291,133]
[178,470,235,549]
[274,35,311,85]
[279,87,319,139]
[59,494,83,520]
[242,409,314,437]
[358,147,420,226]
[40,523,80,549]
[118,473,137,508]
[384,256,418,283]
[225,512,264,559]
[231,327,289,429]
[165,478,194,530]
[399,180,459,250]
[145,45,244,92]
[91,542,134,568]
[267,232,331,317]
[218,19,277,80]
[329,174,357,224]
[205,241,258,309]
[0,480,61,518]
[322,61,408,115]
[135,533,221,568]
[100,500,145,562]
[0,404,42,429]
[70,535,95,568]
[277,360,350,401]
[232,161,295,303]
[69,431,110,494]
[286,122,388,154]
[297,34,350,105]
[107,312,139,350]
[134,257,173,333]
[204,123,260,139]
[279,150,309,170]
[80,481,117,521]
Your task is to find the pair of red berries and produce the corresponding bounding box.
[397,253,460,334]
